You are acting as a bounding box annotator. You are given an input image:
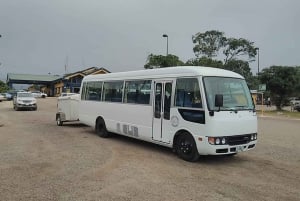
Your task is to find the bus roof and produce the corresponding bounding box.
[83,66,244,81]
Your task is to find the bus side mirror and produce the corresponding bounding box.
[215,94,223,111]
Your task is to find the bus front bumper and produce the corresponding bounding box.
[196,136,257,155]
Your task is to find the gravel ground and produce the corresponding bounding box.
[0,98,299,201]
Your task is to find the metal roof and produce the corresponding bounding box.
[7,73,62,82]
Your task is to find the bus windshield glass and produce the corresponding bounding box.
[203,77,254,111]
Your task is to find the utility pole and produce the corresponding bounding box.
[162,34,168,56]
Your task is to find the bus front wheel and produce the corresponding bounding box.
[96,118,109,138]
[176,132,200,162]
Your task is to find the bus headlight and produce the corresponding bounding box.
[208,137,228,145]
[251,133,257,141]
[221,138,226,144]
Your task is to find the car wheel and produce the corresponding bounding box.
[56,115,63,126]
[14,105,18,111]
[95,118,110,138]
[175,132,200,162]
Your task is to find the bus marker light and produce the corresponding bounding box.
[208,137,215,145]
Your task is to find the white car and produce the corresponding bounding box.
[60,93,77,97]
[31,91,47,98]
[0,94,5,102]
[13,92,37,111]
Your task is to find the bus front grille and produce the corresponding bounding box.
[227,134,252,145]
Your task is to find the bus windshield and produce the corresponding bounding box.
[203,77,254,111]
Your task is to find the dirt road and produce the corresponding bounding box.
[0,98,299,201]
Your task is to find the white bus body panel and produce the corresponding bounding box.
[79,101,153,141]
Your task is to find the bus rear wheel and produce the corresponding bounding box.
[176,132,200,162]
[96,118,110,138]
[56,115,63,126]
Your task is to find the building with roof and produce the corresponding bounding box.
[6,67,110,97]
[6,73,62,96]
[53,67,110,96]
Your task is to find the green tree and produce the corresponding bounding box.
[192,30,226,58]
[259,66,300,110]
[144,54,184,69]
[185,56,223,68]
[223,38,257,64]
[292,66,300,97]
[192,30,257,64]
[224,59,252,81]
[0,80,9,92]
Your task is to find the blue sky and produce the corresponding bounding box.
[0,0,299,81]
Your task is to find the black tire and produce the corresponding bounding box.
[14,105,18,111]
[95,118,109,138]
[56,115,63,126]
[175,132,200,162]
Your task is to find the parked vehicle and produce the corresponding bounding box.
[0,94,5,102]
[1,93,13,101]
[56,94,80,126]
[60,93,77,97]
[31,91,47,98]
[13,92,37,111]
[7,90,17,98]
[293,103,300,112]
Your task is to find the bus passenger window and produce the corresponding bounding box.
[124,80,151,104]
[164,83,172,120]
[103,81,123,102]
[154,83,162,118]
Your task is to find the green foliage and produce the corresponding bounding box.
[0,80,9,92]
[224,59,252,81]
[259,66,300,110]
[192,30,226,58]
[192,30,257,65]
[185,56,223,68]
[292,66,300,97]
[223,38,257,64]
[185,58,256,88]
[144,54,184,69]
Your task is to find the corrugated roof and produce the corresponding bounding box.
[7,73,62,82]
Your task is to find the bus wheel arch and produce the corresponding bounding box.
[174,130,200,162]
[95,117,110,138]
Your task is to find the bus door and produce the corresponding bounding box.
[153,81,173,143]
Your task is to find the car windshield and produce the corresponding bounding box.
[18,93,33,98]
[203,76,254,111]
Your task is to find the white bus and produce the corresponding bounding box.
[79,66,257,162]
